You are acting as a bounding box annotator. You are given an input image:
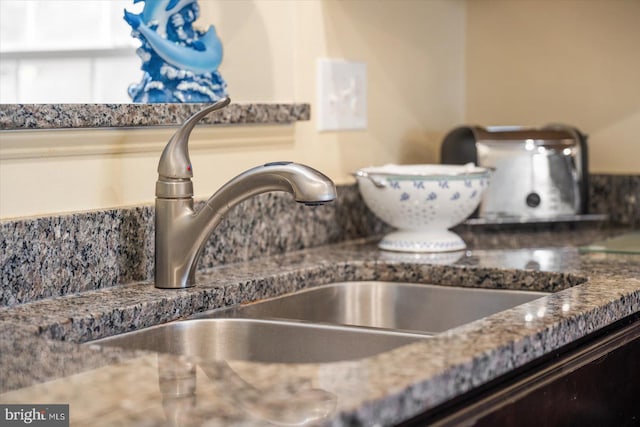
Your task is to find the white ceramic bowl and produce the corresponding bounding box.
[355,163,491,252]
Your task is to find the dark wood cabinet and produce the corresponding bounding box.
[402,314,640,427]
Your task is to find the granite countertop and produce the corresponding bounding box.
[0,103,310,130]
[1,226,639,426]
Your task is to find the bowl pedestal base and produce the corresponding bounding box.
[378,229,467,253]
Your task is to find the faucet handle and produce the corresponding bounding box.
[157,97,231,180]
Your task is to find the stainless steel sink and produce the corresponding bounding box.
[198,281,549,335]
[91,318,422,363]
[92,281,548,363]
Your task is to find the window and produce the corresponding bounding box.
[0,0,142,103]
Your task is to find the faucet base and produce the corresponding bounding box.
[154,283,196,290]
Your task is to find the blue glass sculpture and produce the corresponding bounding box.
[124,0,228,103]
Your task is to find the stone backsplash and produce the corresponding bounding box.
[2,174,637,307]
[0,185,386,306]
[589,174,640,227]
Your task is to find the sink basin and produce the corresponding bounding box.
[91,318,422,363]
[92,281,548,363]
[199,281,549,335]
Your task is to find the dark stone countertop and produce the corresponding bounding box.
[0,227,639,426]
[0,103,310,130]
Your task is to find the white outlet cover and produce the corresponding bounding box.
[317,59,367,131]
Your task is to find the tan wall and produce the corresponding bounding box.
[290,0,466,177]
[199,0,296,102]
[466,0,640,174]
[0,0,466,219]
[8,0,637,219]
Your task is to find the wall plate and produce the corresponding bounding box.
[316,58,367,131]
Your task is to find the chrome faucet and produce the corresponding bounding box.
[155,98,337,289]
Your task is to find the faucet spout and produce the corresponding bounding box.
[154,102,336,289]
[207,161,336,210]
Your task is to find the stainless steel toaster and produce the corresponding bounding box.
[441,124,589,221]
